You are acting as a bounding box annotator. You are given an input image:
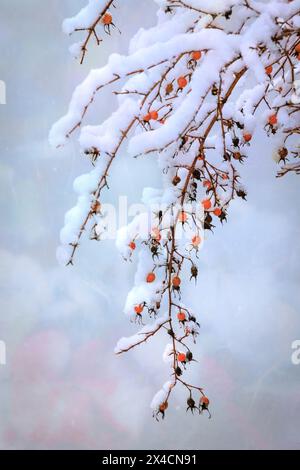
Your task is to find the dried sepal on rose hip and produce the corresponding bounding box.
[265,65,273,75]
[134,304,144,315]
[185,350,193,362]
[203,179,212,190]
[277,147,288,162]
[177,311,186,322]
[146,272,156,283]
[165,82,174,95]
[232,137,240,147]
[143,110,159,122]
[54,0,300,422]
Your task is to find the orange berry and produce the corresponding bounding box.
[265,65,273,75]
[146,272,156,283]
[213,208,222,217]
[102,12,112,25]
[177,311,186,322]
[200,396,210,406]
[129,241,136,250]
[221,173,229,180]
[201,199,211,210]
[172,276,181,288]
[203,180,212,189]
[295,43,300,53]
[165,83,174,95]
[178,352,186,363]
[150,110,158,120]
[178,211,188,223]
[243,133,252,142]
[268,114,277,125]
[192,51,202,61]
[91,200,101,213]
[177,76,188,88]
[134,304,143,315]
[191,235,201,246]
[143,113,151,122]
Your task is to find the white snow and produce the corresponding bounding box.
[114,314,169,354]
[150,380,174,410]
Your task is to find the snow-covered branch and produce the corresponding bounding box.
[63,0,118,63]
[115,315,169,355]
[51,0,300,419]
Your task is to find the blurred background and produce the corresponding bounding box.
[0,0,299,450]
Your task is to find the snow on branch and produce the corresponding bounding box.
[277,159,300,177]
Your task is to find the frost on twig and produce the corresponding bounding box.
[51,0,300,418]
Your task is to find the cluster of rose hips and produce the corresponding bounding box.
[156,394,210,419]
